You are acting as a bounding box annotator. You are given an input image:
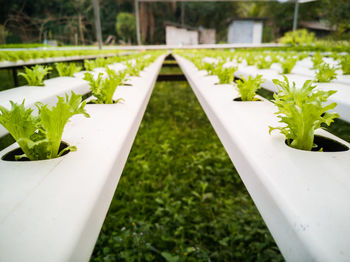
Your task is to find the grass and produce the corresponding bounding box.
[90,68,284,261]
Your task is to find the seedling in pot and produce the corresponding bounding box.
[270,76,339,151]
[83,67,126,104]
[315,63,338,82]
[18,65,51,86]
[280,58,297,74]
[0,92,90,160]
[235,75,264,101]
[55,62,82,77]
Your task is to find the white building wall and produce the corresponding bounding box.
[252,22,263,44]
[166,26,198,45]
[228,20,263,44]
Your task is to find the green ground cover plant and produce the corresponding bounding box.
[18,65,51,86]
[0,92,89,160]
[91,76,284,262]
[270,76,339,151]
[55,62,81,77]
[236,75,264,101]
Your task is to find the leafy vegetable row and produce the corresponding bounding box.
[0,51,163,160]
[0,49,124,62]
[178,51,339,152]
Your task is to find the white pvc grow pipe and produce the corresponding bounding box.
[175,54,350,262]
[233,64,350,123]
[0,60,130,138]
[0,54,117,69]
[0,55,165,262]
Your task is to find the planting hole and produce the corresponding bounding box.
[2,141,71,161]
[233,97,262,102]
[285,135,349,152]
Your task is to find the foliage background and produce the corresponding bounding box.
[0,0,349,45]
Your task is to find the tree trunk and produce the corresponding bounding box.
[140,2,148,43]
[78,13,85,45]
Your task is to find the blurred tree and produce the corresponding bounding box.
[321,0,350,40]
[116,12,136,44]
[0,25,8,44]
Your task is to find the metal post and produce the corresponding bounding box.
[135,0,141,45]
[12,68,18,87]
[293,0,299,31]
[181,2,185,26]
[92,0,103,49]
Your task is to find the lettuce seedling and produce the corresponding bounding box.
[0,92,90,160]
[215,64,237,84]
[311,52,323,69]
[83,67,126,104]
[203,61,216,75]
[270,76,339,151]
[245,53,257,66]
[256,57,273,69]
[315,63,338,82]
[125,60,141,77]
[84,60,96,71]
[56,62,82,77]
[280,58,297,74]
[339,55,350,75]
[18,65,51,86]
[235,75,264,101]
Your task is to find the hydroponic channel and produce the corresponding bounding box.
[90,64,284,261]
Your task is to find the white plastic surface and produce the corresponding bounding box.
[176,54,350,262]
[234,64,350,122]
[0,77,91,137]
[0,54,116,68]
[0,55,165,262]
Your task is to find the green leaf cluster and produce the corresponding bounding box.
[270,76,339,151]
[311,52,324,69]
[315,62,338,82]
[245,52,257,66]
[256,57,273,69]
[279,29,315,46]
[215,64,237,84]
[0,49,121,62]
[339,55,350,75]
[55,62,81,77]
[0,92,89,160]
[116,12,136,44]
[280,57,297,74]
[236,75,264,101]
[84,67,126,104]
[203,61,216,75]
[18,65,51,86]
